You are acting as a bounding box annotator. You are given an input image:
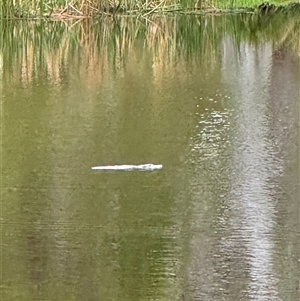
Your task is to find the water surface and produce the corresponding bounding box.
[2,14,299,301]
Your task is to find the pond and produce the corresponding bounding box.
[1,13,299,301]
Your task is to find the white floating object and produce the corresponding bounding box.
[91,164,163,171]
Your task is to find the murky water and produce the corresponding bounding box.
[1,14,299,301]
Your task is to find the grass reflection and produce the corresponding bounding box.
[2,12,299,86]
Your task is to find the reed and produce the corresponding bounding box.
[0,0,297,19]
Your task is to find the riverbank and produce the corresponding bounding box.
[1,1,299,20]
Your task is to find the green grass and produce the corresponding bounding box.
[210,0,293,9]
[0,0,298,18]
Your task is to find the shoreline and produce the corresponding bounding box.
[1,2,299,21]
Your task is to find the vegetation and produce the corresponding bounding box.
[1,1,299,84]
[0,0,298,19]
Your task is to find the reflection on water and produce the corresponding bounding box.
[2,14,299,301]
[223,41,299,301]
[224,42,282,300]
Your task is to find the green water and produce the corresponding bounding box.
[1,13,299,301]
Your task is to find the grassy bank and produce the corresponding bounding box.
[0,0,298,19]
